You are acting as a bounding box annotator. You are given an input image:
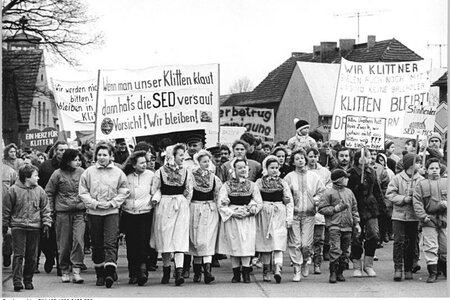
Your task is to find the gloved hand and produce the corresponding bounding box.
[42,225,50,239]
[2,226,8,235]
[334,202,349,213]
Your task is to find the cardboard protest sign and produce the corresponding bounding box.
[219,106,275,139]
[219,126,247,149]
[344,115,386,150]
[22,127,59,152]
[51,79,97,131]
[402,104,437,138]
[330,58,432,141]
[95,64,220,141]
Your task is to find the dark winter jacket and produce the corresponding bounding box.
[347,165,385,221]
[38,157,60,189]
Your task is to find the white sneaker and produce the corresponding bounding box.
[61,273,71,283]
[292,266,302,282]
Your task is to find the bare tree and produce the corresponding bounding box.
[2,0,104,65]
[229,76,254,93]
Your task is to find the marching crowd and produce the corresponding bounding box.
[1,119,447,292]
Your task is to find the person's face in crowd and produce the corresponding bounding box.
[387,144,395,155]
[316,140,323,149]
[427,162,441,177]
[198,155,210,171]
[134,156,147,174]
[234,161,248,179]
[69,155,81,169]
[27,170,39,186]
[221,149,230,160]
[428,138,441,150]
[297,127,309,136]
[274,150,286,165]
[370,151,378,163]
[37,154,45,164]
[174,148,185,166]
[306,151,318,167]
[293,153,306,169]
[267,161,280,177]
[233,143,246,159]
[262,147,271,155]
[147,153,156,170]
[8,147,17,159]
[97,149,111,167]
[55,144,68,160]
[118,143,127,152]
[337,150,350,167]
[377,156,386,167]
[23,157,32,165]
[187,141,203,156]
[87,142,94,155]
[404,141,415,153]
[247,144,255,154]
[212,154,221,166]
[357,150,372,166]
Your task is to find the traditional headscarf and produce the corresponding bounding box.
[262,155,280,177]
[164,145,175,166]
[193,149,212,169]
[229,157,249,181]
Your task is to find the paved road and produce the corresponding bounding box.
[2,241,448,298]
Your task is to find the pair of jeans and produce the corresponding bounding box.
[55,212,85,272]
[312,225,325,266]
[328,229,352,265]
[11,228,40,285]
[392,220,418,271]
[87,214,120,267]
[351,218,379,259]
[121,211,152,276]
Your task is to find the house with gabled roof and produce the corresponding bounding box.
[2,32,58,146]
[223,35,424,142]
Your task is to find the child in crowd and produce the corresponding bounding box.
[3,165,52,291]
[318,169,360,283]
[413,158,447,283]
[287,119,317,152]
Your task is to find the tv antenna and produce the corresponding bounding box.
[334,10,389,43]
[427,43,447,68]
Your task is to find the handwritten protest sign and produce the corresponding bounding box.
[344,115,386,150]
[51,79,97,131]
[330,58,432,141]
[23,127,59,152]
[95,64,219,141]
[402,104,437,138]
[220,106,274,139]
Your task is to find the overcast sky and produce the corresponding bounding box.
[47,0,448,94]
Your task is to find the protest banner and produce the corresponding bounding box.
[94,64,220,141]
[402,104,437,138]
[330,58,432,141]
[219,126,247,149]
[51,78,97,131]
[344,115,386,150]
[219,106,274,139]
[22,127,59,152]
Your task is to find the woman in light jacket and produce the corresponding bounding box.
[45,149,86,284]
[79,142,130,288]
[151,144,193,286]
[255,155,293,283]
[122,151,154,286]
[189,150,222,284]
[217,158,262,283]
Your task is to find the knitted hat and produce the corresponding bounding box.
[385,140,394,150]
[331,169,350,181]
[403,153,419,171]
[294,118,309,131]
[428,132,442,144]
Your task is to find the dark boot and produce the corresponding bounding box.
[137,263,148,286]
[438,259,447,278]
[104,265,116,288]
[274,263,282,283]
[231,267,241,283]
[336,263,346,282]
[128,262,138,284]
[95,267,105,286]
[203,263,215,284]
[394,268,403,281]
[175,267,185,286]
[242,266,251,283]
[427,264,438,283]
[193,264,202,283]
[263,264,271,282]
[161,266,171,284]
[323,244,330,261]
[183,255,191,278]
[329,262,337,283]
[412,259,421,273]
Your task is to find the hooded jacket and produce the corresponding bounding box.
[3,181,52,229]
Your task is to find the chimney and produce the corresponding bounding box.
[313,45,321,57]
[339,39,355,58]
[320,42,337,62]
[291,52,303,58]
[367,35,376,49]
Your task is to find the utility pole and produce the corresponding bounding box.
[427,43,447,68]
[334,10,389,43]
